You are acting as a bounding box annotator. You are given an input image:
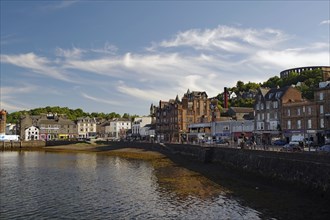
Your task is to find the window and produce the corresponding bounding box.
[267,113,270,120]
[308,107,312,115]
[287,120,291,129]
[261,103,264,110]
[274,112,278,119]
[287,109,291,116]
[320,92,324,100]
[275,92,282,98]
[297,108,301,116]
[261,113,264,120]
[308,119,312,129]
[257,113,260,120]
[320,105,324,114]
[256,103,260,110]
[320,118,324,128]
[273,101,278,109]
[297,120,301,129]
[266,102,270,109]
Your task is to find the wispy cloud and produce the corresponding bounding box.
[0,84,38,112]
[81,92,121,106]
[55,47,85,59]
[320,20,330,25]
[91,42,118,55]
[149,25,290,52]
[1,53,75,82]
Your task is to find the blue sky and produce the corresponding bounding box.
[1,1,329,116]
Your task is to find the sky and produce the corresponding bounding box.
[1,1,329,116]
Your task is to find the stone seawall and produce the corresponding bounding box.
[103,141,330,197]
[1,140,46,149]
[211,147,330,196]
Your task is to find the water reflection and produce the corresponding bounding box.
[0,151,262,219]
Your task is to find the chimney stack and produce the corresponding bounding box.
[224,87,228,108]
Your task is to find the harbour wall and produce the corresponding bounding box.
[1,140,46,149]
[104,142,330,197]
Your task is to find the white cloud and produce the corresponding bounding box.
[117,82,174,102]
[91,42,118,55]
[0,84,37,112]
[151,25,290,52]
[320,20,330,25]
[81,92,121,106]
[55,47,85,59]
[0,53,73,82]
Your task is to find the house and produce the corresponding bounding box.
[314,81,330,144]
[77,117,97,139]
[131,116,153,140]
[24,126,39,141]
[254,86,303,145]
[106,118,131,140]
[282,100,318,144]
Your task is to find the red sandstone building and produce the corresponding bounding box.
[152,90,221,143]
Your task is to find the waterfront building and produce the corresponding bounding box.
[154,90,215,143]
[24,126,39,141]
[131,116,153,140]
[96,120,110,139]
[106,118,131,140]
[77,117,97,139]
[281,100,318,144]
[38,114,77,140]
[210,120,254,142]
[314,81,330,144]
[254,86,303,145]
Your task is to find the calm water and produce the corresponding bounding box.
[0,151,262,219]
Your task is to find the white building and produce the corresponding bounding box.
[131,116,152,139]
[77,117,97,139]
[211,120,254,141]
[24,126,39,141]
[107,118,131,140]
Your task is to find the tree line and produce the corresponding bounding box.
[6,106,139,124]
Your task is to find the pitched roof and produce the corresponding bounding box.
[229,107,254,113]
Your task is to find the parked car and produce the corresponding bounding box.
[316,145,330,153]
[273,139,286,146]
[281,142,302,152]
[216,139,229,145]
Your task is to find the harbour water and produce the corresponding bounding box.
[0,151,263,219]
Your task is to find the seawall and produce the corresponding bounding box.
[1,140,46,149]
[101,141,330,198]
